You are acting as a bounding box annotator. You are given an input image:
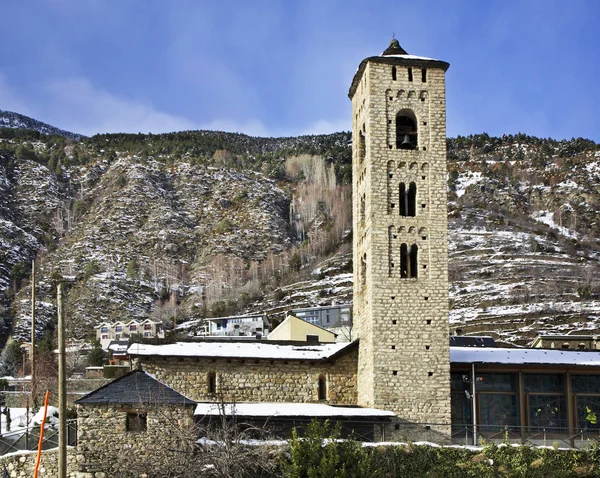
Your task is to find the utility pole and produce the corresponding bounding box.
[57,282,67,478]
[31,259,36,408]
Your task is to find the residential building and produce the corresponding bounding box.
[291,304,351,328]
[95,319,164,349]
[268,315,337,343]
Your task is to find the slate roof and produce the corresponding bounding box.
[75,369,196,406]
[348,39,450,99]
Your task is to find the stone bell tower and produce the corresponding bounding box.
[349,39,451,426]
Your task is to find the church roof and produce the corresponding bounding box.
[348,39,449,99]
[128,340,356,362]
[75,369,196,406]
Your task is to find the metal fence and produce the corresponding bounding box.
[0,419,77,456]
[450,424,600,448]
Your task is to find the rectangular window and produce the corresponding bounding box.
[129,325,137,331]
[144,324,152,330]
[479,394,520,431]
[101,327,108,333]
[115,326,123,332]
[144,332,151,337]
[476,373,517,392]
[528,395,567,431]
[524,373,567,432]
[576,396,600,430]
[524,374,564,393]
[208,372,217,394]
[102,335,108,340]
[572,374,600,393]
[126,413,147,432]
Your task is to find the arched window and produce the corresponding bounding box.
[396,110,418,150]
[318,374,327,400]
[207,372,216,394]
[410,244,418,278]
[358,129,365,162]
[408,182,417,216]
[400,244,418,279]
[399,182,417,217]
[360,253,367,287]
[360,194,365,224]
[400,243,408,278]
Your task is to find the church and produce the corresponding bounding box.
[74,40,600,473]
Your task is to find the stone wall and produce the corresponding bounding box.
[77,404,195,476]
[0,448,79,478]
[351,48,452,428]
[136,347,358,405]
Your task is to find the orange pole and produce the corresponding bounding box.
[33,390,50,478]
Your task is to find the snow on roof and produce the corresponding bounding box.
[194,402,394,418]
[451,346,600,366]
[380,53,438,61]
[128,341,355,361]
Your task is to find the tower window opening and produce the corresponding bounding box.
[360,254,367,287]
[396,110,418,150]
[426,319,431,325]
[392,320,397,324]
[408,182,417,216]
[428,372,434,377]
[408,67,413,82]
[410,244,418,278]
[358,129,366,162]
[400,243,408,278]
[392,66,397,81]
[391,345,396,350]
[318,374,327,400]
[393,371,398,376]
[422,69,427,82]
[360,195,365,224]
[399,183,416,217]
[400,243,418,279]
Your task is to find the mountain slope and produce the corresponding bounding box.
[0,110,81,139]
[0,120,599,348]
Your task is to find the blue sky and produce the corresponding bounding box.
[1,0,598,140]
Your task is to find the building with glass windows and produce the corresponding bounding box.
[450,347,600,445]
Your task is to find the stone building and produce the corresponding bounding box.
[75,370,196,475]
[128,341,358,405]
[71,40,600,475]
[349,38,451,426]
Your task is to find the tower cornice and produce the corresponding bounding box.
[348,53,450,100]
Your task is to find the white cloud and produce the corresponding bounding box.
[296,118,350,136]
[201,118,269,137]
[46,78,200,136]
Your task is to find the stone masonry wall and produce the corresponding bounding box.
[77,404,195,477]
[0,448,79,478]
[137,348,358,405]
[352,54,451,428]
